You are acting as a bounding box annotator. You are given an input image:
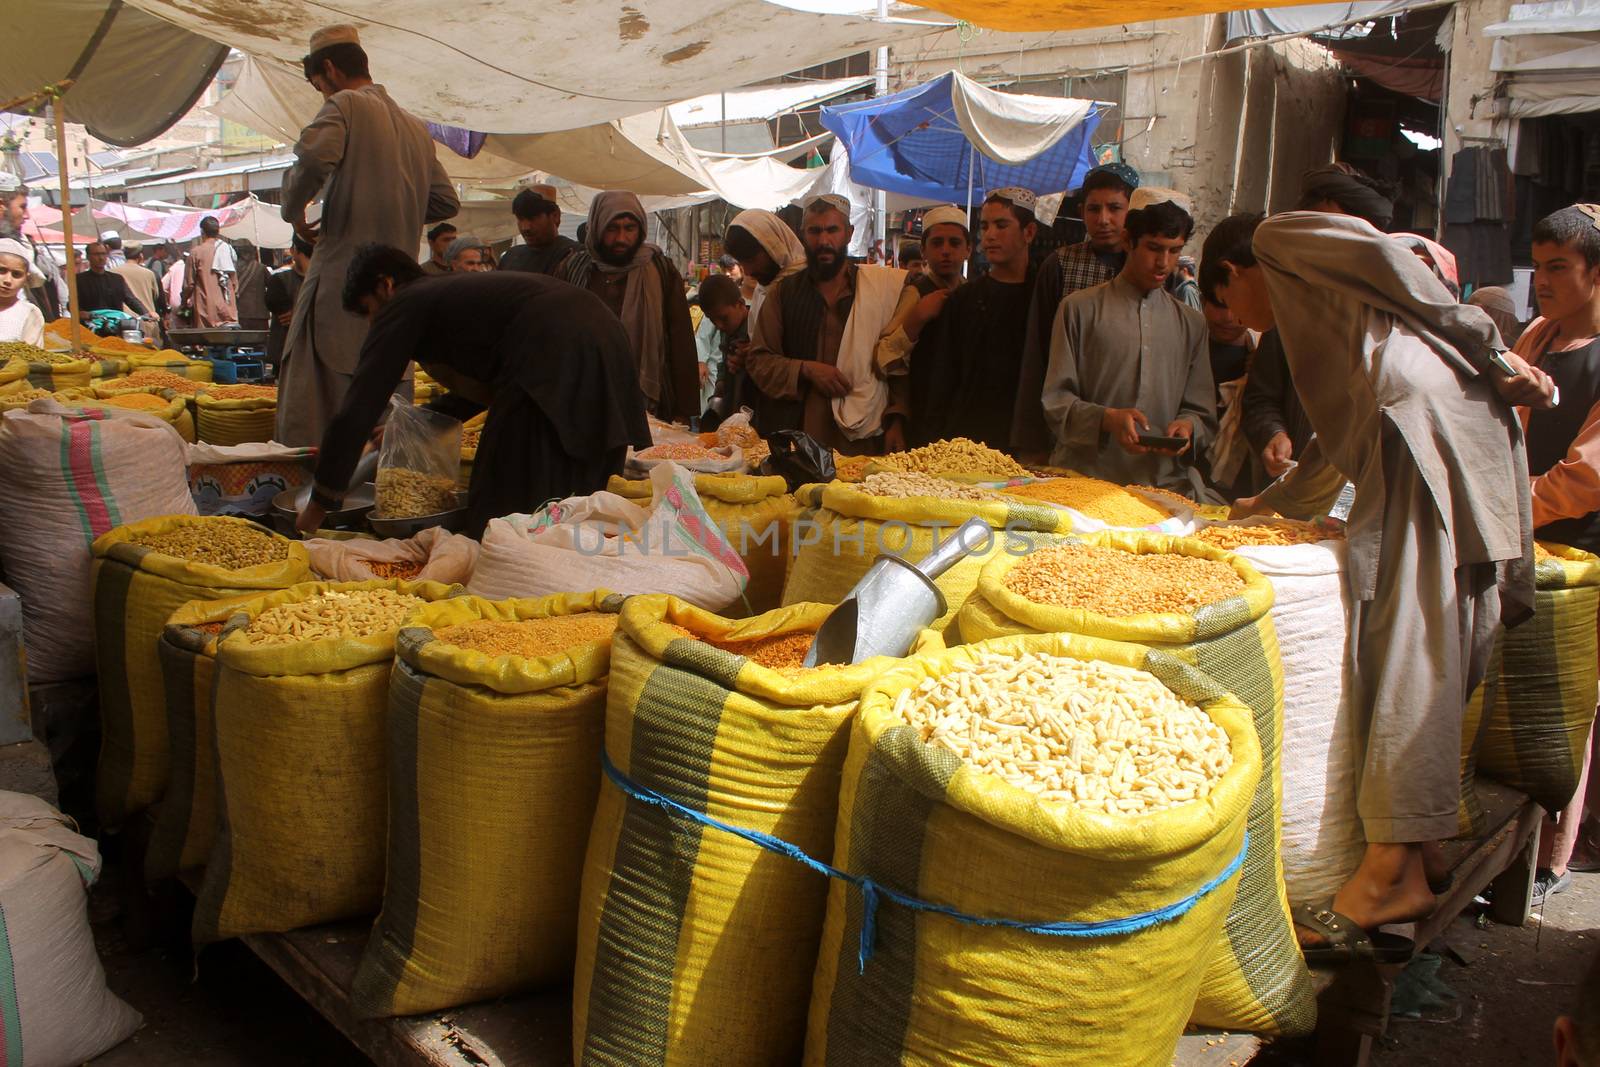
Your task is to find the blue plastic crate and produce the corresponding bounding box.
[208,356,266,384]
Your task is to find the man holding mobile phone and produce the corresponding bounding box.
[1039,187,1216,496]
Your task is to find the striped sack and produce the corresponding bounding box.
[195,392,276,446]
[352,591,622,1018]
[957,531,1313,1036]
[805,633,1259,1067]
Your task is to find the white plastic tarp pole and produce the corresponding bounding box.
[874,0,889,261]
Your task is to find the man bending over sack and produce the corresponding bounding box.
[295,244,650,539]
[1204,210,1553,963]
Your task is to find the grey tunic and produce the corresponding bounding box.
[276,83,458,446]
[1040,274,1217,494]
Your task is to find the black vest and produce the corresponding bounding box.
[1527,335,1600,553]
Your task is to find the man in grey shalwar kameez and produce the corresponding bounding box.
[1204,210,1555,959]
[276,24,459,447]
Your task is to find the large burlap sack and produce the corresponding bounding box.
[0,792,142,1066]
[191,579,459,944]
[353,591,623,1018]
[1222,534,1365,909]
[144,595,261,883]
[468,462,748,612]
[805,633,1258,1067]
[573,595,927,1066]
[606,472,797,614]
[0,401,195,682]
[957,531,1313,1036]
[195,391,276,446]
[305,527,480,585]
[1478,543,1600,811]
[92,516,312,828]
[781,481,1071,629]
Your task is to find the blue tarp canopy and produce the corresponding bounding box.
[819,71,1104,204]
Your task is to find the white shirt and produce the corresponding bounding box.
[0,298,45,346]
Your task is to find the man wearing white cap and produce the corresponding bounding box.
[1041,187,1216,496]
[99,230,126,269]
[874,203,969,446]
[746,194,907,449]
[914,189,1038,448]
[277,23,459,446]
[0,238,46,346]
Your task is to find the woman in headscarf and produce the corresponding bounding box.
[558,192,700,422]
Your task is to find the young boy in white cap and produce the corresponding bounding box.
[0,238,46,346]
[1040,187,1216,496]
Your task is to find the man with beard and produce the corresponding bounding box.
[1013,163,1141,458]
[558,191,699,421]
[911,192,1035,448]
[875,204,969,446]
[1041,188,1216,495]
[746,194,907,451]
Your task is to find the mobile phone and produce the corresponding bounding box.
[1136,434,1188,451]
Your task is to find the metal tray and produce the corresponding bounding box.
[270,481,377,537]
[367,496,468,539]
[167,327,271,347]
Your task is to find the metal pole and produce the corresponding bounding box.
[874,0,889,260]
[53,97,82,353]
[720,91,727,154]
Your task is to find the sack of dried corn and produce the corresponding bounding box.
[195,386,277,446]
[605,472,797,614]
[0,401,195,683]
[573,595,941,1066]
[1476,543,1600,811]
[957,532,1313,1036]
[352,591,624,1018]
[805,633,1259,1067]
[144,597,257,882]
[782,476,1071,630]
[192,580,460,944]
[92,517,311,828]
[305,527,480,585]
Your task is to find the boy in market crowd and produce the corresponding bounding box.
[0,238,46,346]
[1509,204,1600,903]
[874,204,970,448]
[696,273,751,416]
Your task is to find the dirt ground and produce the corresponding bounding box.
[82,863,1597,1065]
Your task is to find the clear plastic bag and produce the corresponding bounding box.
[374,396,462,518]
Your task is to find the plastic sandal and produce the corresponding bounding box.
[1294,900,1415,967]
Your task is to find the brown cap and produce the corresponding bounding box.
[308,24,361,54]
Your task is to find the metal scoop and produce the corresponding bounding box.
[804,517,992,667]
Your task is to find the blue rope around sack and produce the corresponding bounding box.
[600,750,1249,973]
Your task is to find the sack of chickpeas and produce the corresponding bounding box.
[351,591,624,1018]
[781,475,1070,630]
[91,516,312,828]
[572,595,943,1066]
[804,632,1259,1067]
[957,531,1314,1037]
[191,580,461,945]
[304,527,480,585]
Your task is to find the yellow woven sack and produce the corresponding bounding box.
[127,350,213,381]
[460,411,485,484]
[22,356,91,392]
[69,393,193,442]
[191,578,460,944]
[88,357,131,379]
[782,481,1070,629]
[144,595,260,882]
[1457,649,1503,837]
[0,360,24,387]
[0,381,91,410]
[805,632,1258,1067]
[573,595,928,1066]
[957,531,1313,1036]
[352,590,624,1018]
[606,473,798,615]
[1478,543,1600,811]
[195,392,276,446]
[92,516,312,828]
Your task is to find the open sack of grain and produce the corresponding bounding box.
[994,475,1197,534]
[306,526,480,585]
[805,635,1258,1067]
[353,591,624,1017]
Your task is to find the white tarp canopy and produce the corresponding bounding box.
[1487,0,1600,116]
[119,0,942,134]
[947,70,1098,165]
[669,76,874,127]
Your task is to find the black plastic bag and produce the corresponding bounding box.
[759,430,835,492]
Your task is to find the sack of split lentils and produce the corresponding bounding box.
[352,591,624,1018]
[572,595,940,1066]
[92,516,311,828]
[191,580,460,945]
[957,532,1313,1036]
[805,633,1258,1067]
[782,474,1071,630]
[0,401,194,683]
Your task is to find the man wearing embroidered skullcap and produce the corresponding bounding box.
[1041,187,1216,497]
[745,194,907,449]
[913,190,1037,449]
[1204,203,1552,962]
[277,22,460,446]
[1013,162,1141,457]
[558,191,699,421]
[874,203,970,450]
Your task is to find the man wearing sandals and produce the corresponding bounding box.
[1203,211,1554,963]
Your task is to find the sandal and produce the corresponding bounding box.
[1294,900,1415,967]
